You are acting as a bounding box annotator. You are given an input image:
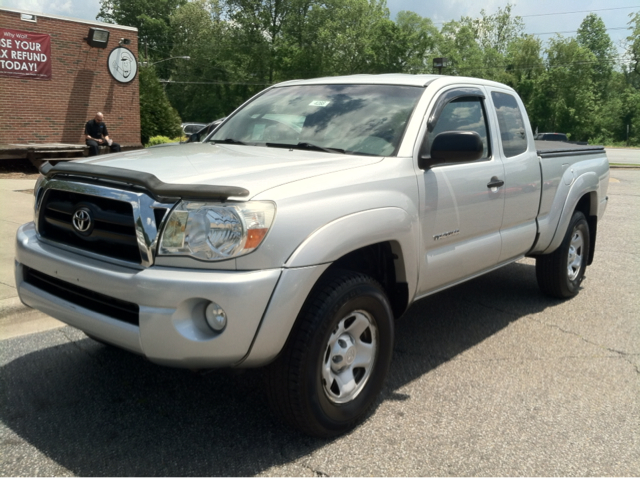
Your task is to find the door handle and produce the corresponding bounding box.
[487,176,504,188]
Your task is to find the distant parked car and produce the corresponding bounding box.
[181,122,208,137]
[535,132,568,142]
[148,119,227,148]
[185,118,226,143]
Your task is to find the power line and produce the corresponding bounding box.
[445,57,632,73]
[530,26,630,36]
[160,79,272,85]
[520,5,640,19]
[159,57,635,86]
[431,5,639,25]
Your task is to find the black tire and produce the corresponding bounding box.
[265,270,394,437]
[536,211,590,299]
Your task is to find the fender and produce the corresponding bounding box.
[239,208,419,367]
[285,207,419,294]
[539,171,599,255]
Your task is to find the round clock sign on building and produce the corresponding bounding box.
[107,47,137,83]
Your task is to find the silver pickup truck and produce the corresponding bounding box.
[15,74,609,437]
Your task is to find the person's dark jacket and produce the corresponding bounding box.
[85,119,109,140]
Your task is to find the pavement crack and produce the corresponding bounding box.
[527,316,609,348]
[526,316,640,373]
[604,348,640,375]
[474,300,520,319]
[304,465,329,477]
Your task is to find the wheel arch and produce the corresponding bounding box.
[240,209,418,368]
[327,241,410,319]
[574,192,598,265]
[269,240,410,365]
[284,207,419,306]
[541,172,599,257]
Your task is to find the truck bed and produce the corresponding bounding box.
[535,140,605,158]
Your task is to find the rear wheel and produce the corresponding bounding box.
[536,211,590,299]
[265,270,394,437]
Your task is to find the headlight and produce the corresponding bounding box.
[158,201,275,261]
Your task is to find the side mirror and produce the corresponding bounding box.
[420,131,484,169]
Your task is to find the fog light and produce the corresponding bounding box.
[204,301,227,332]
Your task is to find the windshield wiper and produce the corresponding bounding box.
[265,142,345,154]
[297,142,345,154]
[212,138,246,145]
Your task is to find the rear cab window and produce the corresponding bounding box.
[491,91,528,157]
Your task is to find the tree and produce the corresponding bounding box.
[393,11,438,74]
[464,4,524,56]
[224,0,306,83]
[97,0,187,63]
[314,0,394,75]
[437,21,485,77]
[628,11,640,78]
[139,66,182,144]
[576,13,615,97]
[504,35,544,118]
[165,0,246,122]
[434,5,524,82]
[535,37,598,141]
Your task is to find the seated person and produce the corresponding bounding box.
[85,112,121,156]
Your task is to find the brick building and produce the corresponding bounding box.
[0,7,142,157]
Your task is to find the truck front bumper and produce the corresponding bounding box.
[15,222,281,368]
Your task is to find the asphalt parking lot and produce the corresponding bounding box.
[0,169,638,476]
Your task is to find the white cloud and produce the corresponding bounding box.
[3,0,101,22]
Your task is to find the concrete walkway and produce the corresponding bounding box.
[0,179,64,339]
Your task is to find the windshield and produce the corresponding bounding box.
[210,84,424,156]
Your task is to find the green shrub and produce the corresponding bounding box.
[145,136,179,147]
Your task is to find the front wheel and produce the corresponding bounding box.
[536,211,590,299]
[265,271,394,437]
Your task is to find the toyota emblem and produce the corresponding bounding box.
[72,208,93,234]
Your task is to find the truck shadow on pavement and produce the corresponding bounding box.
[1,261,563,476]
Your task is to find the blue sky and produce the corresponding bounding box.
[4,0,639,55]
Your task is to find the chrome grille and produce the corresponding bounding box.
[36,179,173,267]
[40,189,141,263]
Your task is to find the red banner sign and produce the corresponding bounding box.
[0,28,52,80]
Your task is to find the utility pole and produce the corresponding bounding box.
[432,58,448,75]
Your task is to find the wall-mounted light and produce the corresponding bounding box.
[119,38,131,46]
[86,28,110,48]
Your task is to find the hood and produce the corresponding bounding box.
[78,143,382,198]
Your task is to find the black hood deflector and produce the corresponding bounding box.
[40,162,249,201]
